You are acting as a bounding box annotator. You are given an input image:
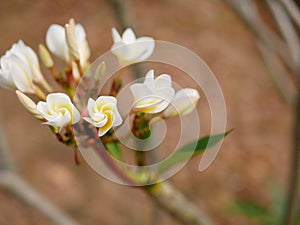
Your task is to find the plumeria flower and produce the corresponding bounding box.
[163,88,200,117]
[130,70,175,114]
[46,19,90,68]
[9,40,50,90]
[84,96,122,137]
[0,49,35,93]
[111,27,155,64]
[37,93,81,130]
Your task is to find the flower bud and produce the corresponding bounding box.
[16,90,43,119]
[65,19,80,61]
[163,88,200,117]
[38,44,53,68]
[95,61,106,81]
[46,19,90,69]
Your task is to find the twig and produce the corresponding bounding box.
[256,40,296,106]
[282,93,300,225]
[0,171,80,225]
[0,124,14,171]
[267,0,300,73]
[145,182,215,225]
[279,0,300,29]
[0,122,79,225]
[224,0,293,69]
[224,1,300,224]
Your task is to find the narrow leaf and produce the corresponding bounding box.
[159,130,232,172]
[106,142,122,160]
[230,201,268,218]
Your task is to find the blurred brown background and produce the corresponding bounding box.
[0,0,293,224]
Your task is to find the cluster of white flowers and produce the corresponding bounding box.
[0,19,200,138]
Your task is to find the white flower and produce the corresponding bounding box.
[163,88,200,117]
[111,27,155,64]
[0,50,35,93]
[37,93,81,130]
[130,70,175,114]
[84,96,123,137]
[46,21,90,68]
[9,40,46,85]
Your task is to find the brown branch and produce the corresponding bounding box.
[0,171,80,225]
[0,124,14,171]
[256,40,297,106]
[280,0,300,29]
[267,0,300,73]
[282,92,300,225]
[145,182,215,225]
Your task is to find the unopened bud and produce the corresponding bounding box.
[39,44,54,68]
[72,61,81,82]
[163,88,200,118]
[16,90,43,120]
[65,19,79,60]
[95,62,106,81]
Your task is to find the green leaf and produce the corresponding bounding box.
[159,130,232,172]
[106,142,122,160]
[230,201,268,218]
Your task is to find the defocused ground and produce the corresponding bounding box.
[0,0,294,224]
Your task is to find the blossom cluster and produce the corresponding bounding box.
[0,19,200,140]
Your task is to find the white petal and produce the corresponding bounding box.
[47,93,72,107]
[46,24,69,62]
[78,39,90,68]
[37,102,56,121]
[48,110,71,129]
[9,57,34,93]
[146,100,170,114]
[90,111,105,121]
[87,98,96,114]
[96,96,117,105]
[0,70,15,90]
[83,116,108,127]
[111,42,129,62]
[135,37,155,60]
[130,83,154,101]
[122,28,136,43]
[112,27,121,43]
[156,87,175,103]
[113,106,123,126]
[75,24,86,43]
[71,104,81,124]
[134,96,164,109]
[155,74,172,89]
[144,69,155,90]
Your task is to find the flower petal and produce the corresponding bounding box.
[135,37,155,60]
[130,83,154,102]
[112,27,122,43]
[122,28,136,43]
[0,70,15,90]
[9,56,35,93]
[46,24,69,62]
[155,74,172,89]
